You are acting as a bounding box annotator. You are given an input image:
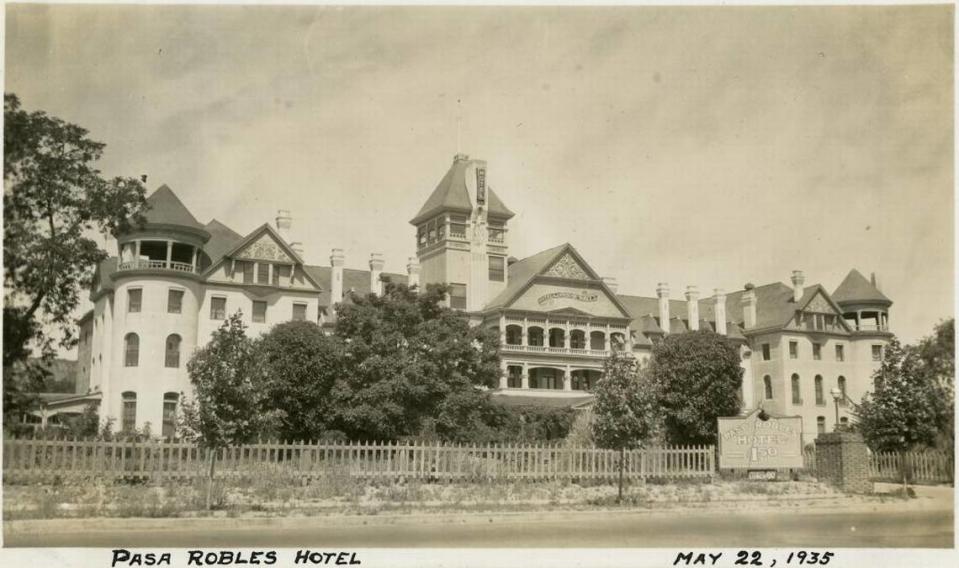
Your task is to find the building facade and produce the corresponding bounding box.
[49,154,891,443]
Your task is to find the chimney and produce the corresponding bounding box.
[791,270,805,303]
[330,248,345,305]
[871,271,880,291]
[742,283,757,329]
[686,286,700,331]
[407,257,421,290]
[276,209,304,257]
[656,283,670,335]
[714,288,727,335]
[602,276,618,293]
[369,253,385,295]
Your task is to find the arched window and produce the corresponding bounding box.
[548,328,565,348]
[570,330,586,349]
[121,392,137,432]
[527,327,544,347]
[817,416,826,434]
[791,374,801,405]
[838,376,847,406]
[763,375,773,400]
[815,375,824,405]
[162,392,179,438]
[165,334,182,368]
[124,333,139,367]
[590,331,605,350]
[505,325,523,345]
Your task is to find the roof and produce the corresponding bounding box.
[832,269,892,305]
[484,243,568,310]
[410,156,475,225]
[490,392,595,410]
[304,266,409,307]
[202,219,244,266]
[142,185,206,230]
[486,187,515,220]
[90,257,118,297]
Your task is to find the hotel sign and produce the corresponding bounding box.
[717,410,804,469]
[537,290,599,306]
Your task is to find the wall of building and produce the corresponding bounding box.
[195,285,321,343]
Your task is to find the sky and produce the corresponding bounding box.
[4,4,954,344]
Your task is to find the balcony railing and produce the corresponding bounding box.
[118,259,197,273]
[501,344,619,358]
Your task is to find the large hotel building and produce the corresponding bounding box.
[37,154,893,442]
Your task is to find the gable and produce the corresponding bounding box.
[509,282,628,318]
[543,252,592,280]
[235,233,296,263]
[804,291,839,315]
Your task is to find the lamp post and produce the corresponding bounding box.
[830,387,842,431]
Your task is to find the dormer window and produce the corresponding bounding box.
[256,263,270,285]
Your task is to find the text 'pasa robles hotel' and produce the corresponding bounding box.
[61,154,892,442]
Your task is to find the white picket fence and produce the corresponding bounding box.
[2,438,716,482]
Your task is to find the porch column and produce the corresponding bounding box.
[564,321,570,350]
[604,324,611,351]
[856,311,862,330]
[586,320,592,349]
[522,317,528,346]
[191,247,199,272]
[564,365,572,391]
[499,360,508,390]
[135,240,141,260]
[165,240,173,267]
[521,362,529,389]
[499,314,506,345]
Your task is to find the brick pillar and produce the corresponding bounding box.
[815,431,873,494]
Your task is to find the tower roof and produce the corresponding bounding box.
[410,154,515,225]
[832,269,891,305]
[143,185,205,230]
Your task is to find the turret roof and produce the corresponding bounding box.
[832,269,892,305]
[142,185,205,230]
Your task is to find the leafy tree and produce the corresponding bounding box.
[857,337,945,453]
[648,330,743,445]
[179,313,279,508]
[3,93,147,428]
[330,282,500,441]
[592,352,661,502]
[258,320,345,441]
[915,318,955,453]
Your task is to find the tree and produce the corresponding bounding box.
[258,320,345,441]
[592,351,661,502]
[648,330,743,445]
[915,318,955,454]
[179,313,279,508]
[857,337,945,453]
[330,282,500,441]
[3,93,147,428]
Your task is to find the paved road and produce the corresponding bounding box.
[5,507,953,548]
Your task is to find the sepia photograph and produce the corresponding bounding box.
[1,2,956,566]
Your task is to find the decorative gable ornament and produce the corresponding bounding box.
[545,253,590,280]
[805,293,837,315]
[236,234,292,263]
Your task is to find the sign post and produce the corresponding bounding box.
[717,409,804,478]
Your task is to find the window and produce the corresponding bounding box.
[450,283,467,310]
[840,417,849,427]
[835,344,845,362]
[450,215,468,238]
[436,217,446,240]
[488,256,505,282]
[167,289,184,314]
[815,375,824,405]
[237,261,254,284]
[872,345,883,361]
[417,225,427,248]
[817,416,826,435]
[838,376,847,406]
[427,220,437,243]
[507,366,523,388]
[488,223,505,243]
[127,289,142,313]
[124,333,139,367]
[252,301,267,323]
[763,375,773,399]
[789,341,798,359]
[762,344,771,361]
[257,263,270,285]
[292,303,307,322]
[791,374,802,405]
[812,343,822,360]
[162,393,178,439]
[273,265,291,287]
[122,392,137,432]
[165,334,181,368]
[210,297,226,320]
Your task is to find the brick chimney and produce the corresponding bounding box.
[714,288,727,335]
[369,253,385,295]
[276,209,303,256]
[330,248,345,305]
[407,257,421,289]
[657,283,670,335]
[742,283,757,329]
[686,286,700,331]
[791,270,805,303]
